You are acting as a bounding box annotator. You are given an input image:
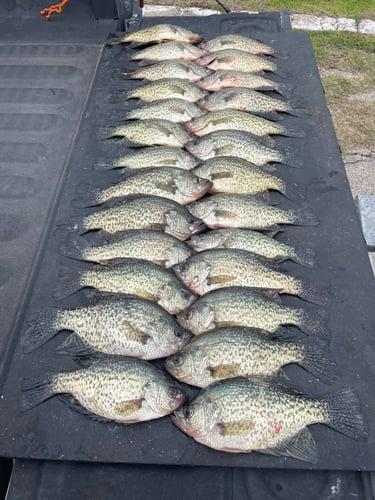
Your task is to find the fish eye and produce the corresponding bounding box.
[174,327,185,339]
[174,353,184,365]
[185,309,193,320]
[184,406,194,418]
[168,386,180,398]
[182,289,191,300]
[194,177,200,184]
[179,263,188,273]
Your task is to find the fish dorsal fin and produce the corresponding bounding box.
[218,419,255,436]
[261,428,318,464]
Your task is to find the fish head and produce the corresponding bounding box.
[144,376,187,416]
[172,397,220,438]
[165,242,193,268]
[164,344,207,385]
[175,26,203,45]
[197,94,212,111]
[151,315,192,353]
[176,301,215,335]
[157,281,196,314]
[174,172,212,200]
[189,231,227,252]
[188,198,217,221]
[171,123,193,146]
[173,257,210,295]
[176,149,200,170]
[195,53,216,67]
[163,209,205,240]
[184,114,211,133]
[185,136,216,161]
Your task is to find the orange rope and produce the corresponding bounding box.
[40,0,69,21]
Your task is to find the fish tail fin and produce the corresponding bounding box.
[298,279,330,305]
[289,205,319,226]
[272,67,288,78]
[109,89,129,103]
[93,159,116,171]
[21,376,56,411]
[287,105,309,118]
[53,266,82,300]
[22,309,61,353]
[96,127,115,140]
[279,182,304,201]
[280,147,303,168]
[275,83,294,99]
[272,49,288,60]
[322,388,369,441]
[105,36,124,45]
[55,216,86,234]
[71,184,103,208]
[290,247,316,267]
[299,343,336,384]
[59,235,91,262]
[283,127,306,138]
[298,308,330,337]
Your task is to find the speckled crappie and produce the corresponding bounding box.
[117,78,207,103]
[97,119,192,147]
[189,229,315,267]
[23,296,192,359]
[199,88,304,120]
[108,24,202,45]
[197,49,284,76]
[165,327,335,387]
[129,42,207,63]
[73,167,212,207]
[60,229,193,268]
[187,194,318,231]
[125,99,205,123]
[173,248,327,304]
[198,71,292,97]
[23,357,187,423]
[94,147,198,172]
[172,378,367,462]
[202,35,287,59]
[185,130,301,167]
[59,195,205,240]
[176,287,329,337]
[126,60,212,82]
[186,109,303,138]
[53,260,196,315]
[192,157,301,198]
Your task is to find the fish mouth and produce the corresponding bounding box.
[171,410,188,433]
[190,220,206,235]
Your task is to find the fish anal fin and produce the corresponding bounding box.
[55,334,95,357]
[218,419,255,436]
[209,364,239,379]
[260,427,318,464]
[58,395,113,423]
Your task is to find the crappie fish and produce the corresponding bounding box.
[172,378,368,462]
[165,327,335,387]
[192,157,300,198]
[198,70,292,97]
[59,229,193,268]
[129,42,207,63]
[189,229,315,267]
[176,287,329,337]
[58,195,205,240]
[23,296,192,359]
[94,146,198,172]
[111,78,206,102]
[202,35,287,59]
[97,119,192,147]
[173,248,327,304]
[187,194,318,231]
[108,24,202,45]
[197,49,284,76]
[186,109,304,138]
[199,88,304,120]
[125,60,212,82]
[73,168,212,208]
[125,99,205,123]
[185,130,301,167]
[53,260,196,315]
[114,78,207,103]
[23,357,187,423]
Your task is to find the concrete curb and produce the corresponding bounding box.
[143,5,375,35]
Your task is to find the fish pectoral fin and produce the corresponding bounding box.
[209,364,239,378]
[211,171,233,180]
[155,179,177,194]
[212,117,230,126]
[122,321,151,345]
[115,399,142,416]
[169,106,187,115]
[136,289,156,301]
[215,210,237,219]
[217,56,233,64]
[215,146,233,156]
[218,419,255,436]
[207,274,235,285]
[170,84,186,96]
[55,334,95,357]
[157,125,173,137]
[260,428,318,464]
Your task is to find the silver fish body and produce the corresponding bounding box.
[124,78,207,103]
[130,42,207,62]
[125,99,205,123]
